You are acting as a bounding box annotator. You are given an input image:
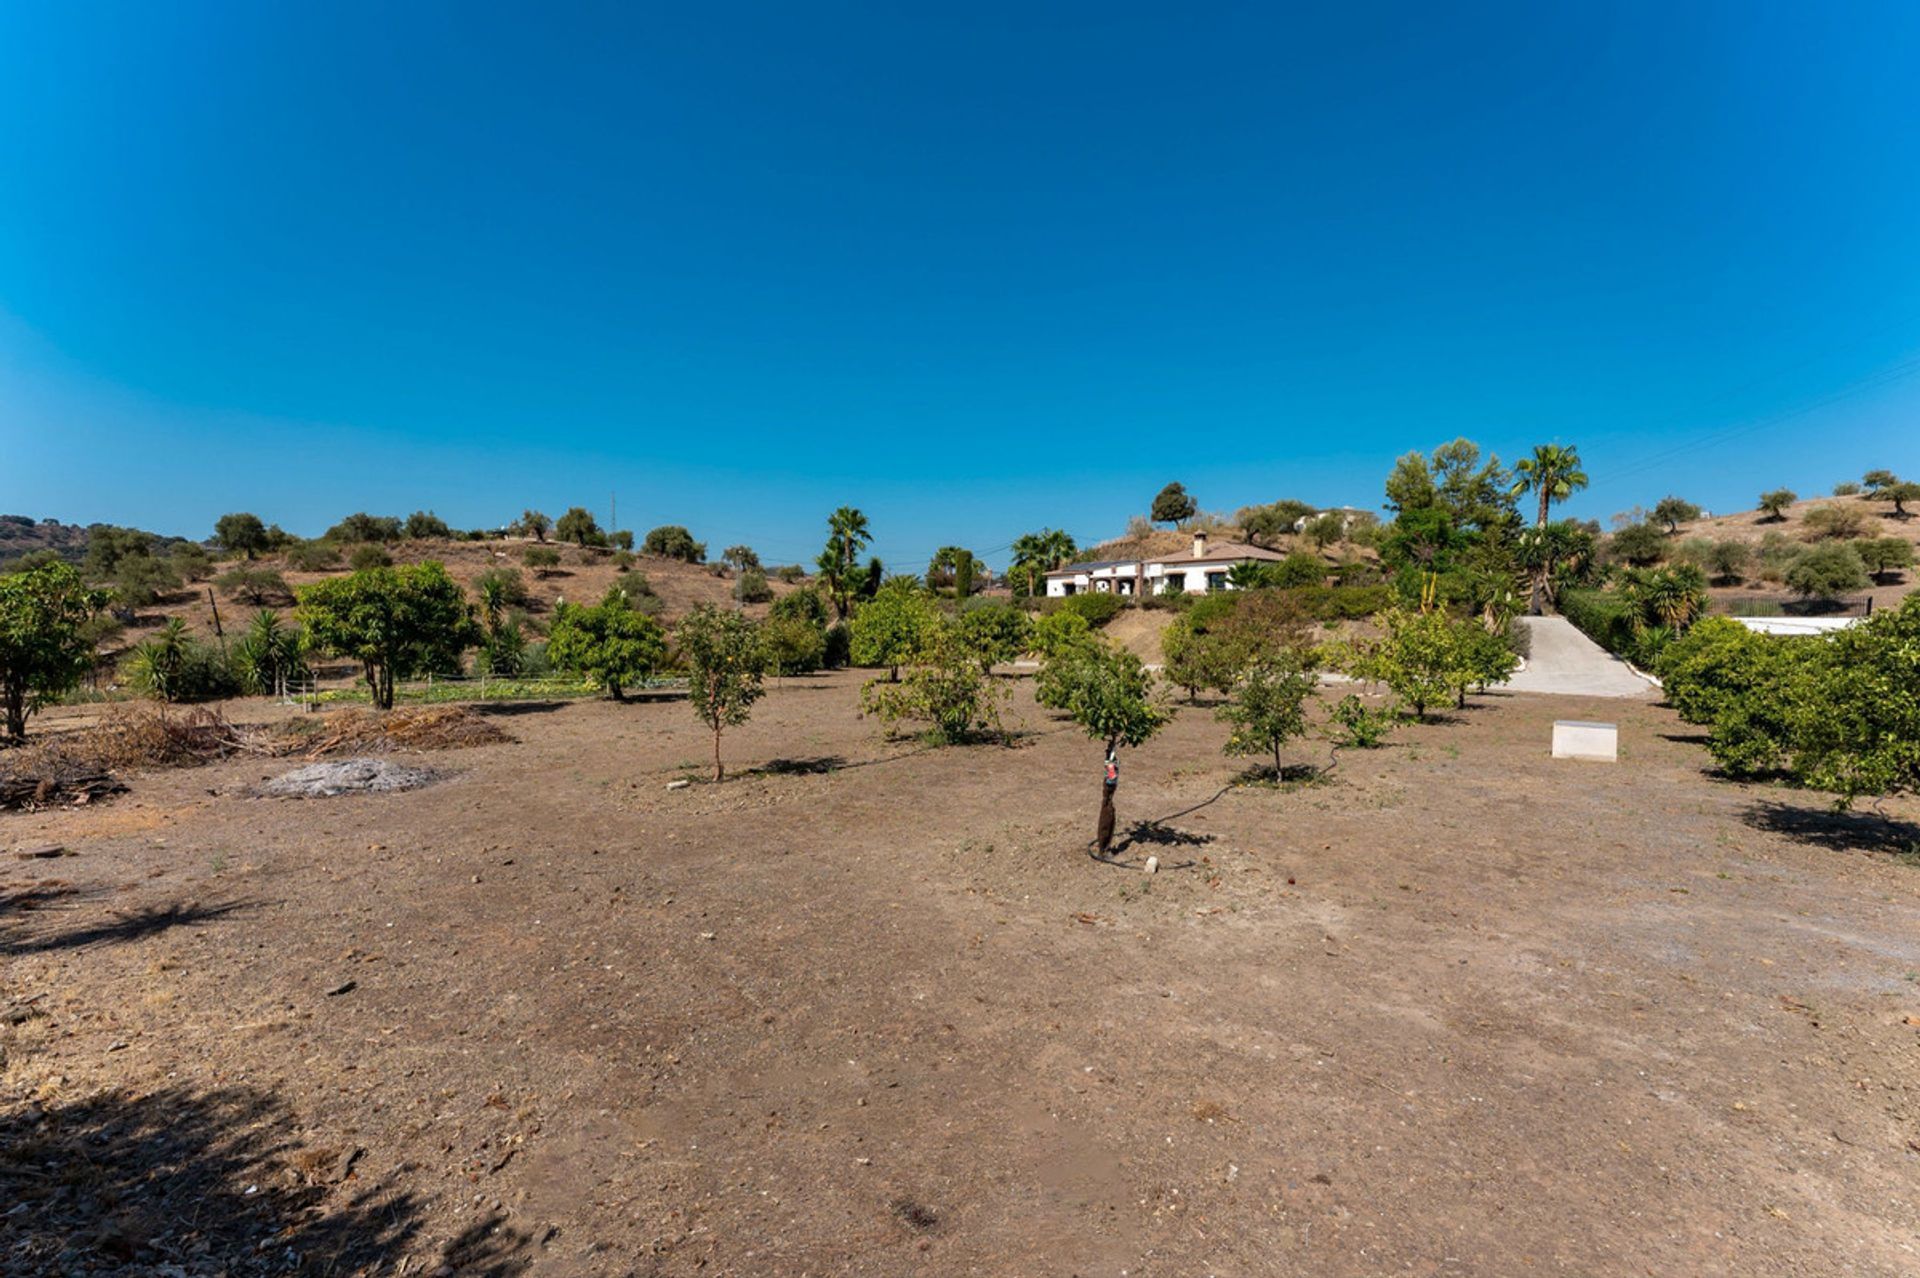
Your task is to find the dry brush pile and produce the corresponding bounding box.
[1,705,512,811]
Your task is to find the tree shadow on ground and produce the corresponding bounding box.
[469,699,572,717]
[749,755,851,776]
[1118,821,1215,851]
[1231,762,1332,786]
[1658,730,1712,745]
[1741,800,1920,857]
[1,886,256,957]
[0,1085,531,1276]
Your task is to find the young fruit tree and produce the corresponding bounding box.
[1217,653,1319,778]
[848,581,939,681]
[678,604,765,781]
[295,562,478,710]
[860,621,1007,744]
[548,587,668,701]
[1038,639,1169,856]
[0,561,102,742]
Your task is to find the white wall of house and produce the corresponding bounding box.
[1046,557,1247,596]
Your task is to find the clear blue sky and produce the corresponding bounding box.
[4,2,1918,570]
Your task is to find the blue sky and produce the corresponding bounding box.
[3,2,1918,570]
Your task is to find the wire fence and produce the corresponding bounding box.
[1708,594,1874,619]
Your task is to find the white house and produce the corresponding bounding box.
[1043,532,1291,597]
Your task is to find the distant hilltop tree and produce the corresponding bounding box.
[214,512,269,559]
[1150,482,1197,527]
[1652,496,1701,534]
[520,509,551,542]
[643,525,706,563]
[1757,489,1797,521]
[555,507,604,547]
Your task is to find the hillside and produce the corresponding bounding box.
[87,536,809,671]
[1662,491,1919,612]
[2,515,116,566]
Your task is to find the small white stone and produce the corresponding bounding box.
[667,779,691,790]
[1144,856,1159,874]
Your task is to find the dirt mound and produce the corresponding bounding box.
[283,705,514,757]
[257,757,441,798]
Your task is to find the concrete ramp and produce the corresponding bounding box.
[1507,617,1655,698]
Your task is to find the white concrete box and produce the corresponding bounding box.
[1552,720,1618,762]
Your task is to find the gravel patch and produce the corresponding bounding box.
[256,757,441,799]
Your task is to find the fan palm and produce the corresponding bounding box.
[1510,444,1589,612]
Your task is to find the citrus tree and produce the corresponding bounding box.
[1038,638,1169,854]
[548,587,667,700]
[0,561,101,741]
[296,562,478,709]
[848,581,940,680]
[678,605,765,781]
[1218,653,1319,777]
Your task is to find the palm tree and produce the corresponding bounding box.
[1011,529,1079,597]
[1510,444,1589,613]
[828,507,870,576]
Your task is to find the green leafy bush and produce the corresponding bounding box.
[285,540,341,572]
[349,544,393,572]
[1330,694,1397,748]
[215,567,292,605]
[1784,543,1869,601]
[642,524,705,562]
[734,567,774,603]
[546,588,667,700]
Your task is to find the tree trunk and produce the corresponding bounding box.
[1095,737,1118,854]
[4,679,25,743]
[610,680,626,703]
[1272,740,1283,778]
[712,723,724,782]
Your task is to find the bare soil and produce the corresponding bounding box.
[5,677,1920,1276]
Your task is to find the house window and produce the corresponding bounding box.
[1095,580,1110,593]
[1206,571,1228,592]
[1062,582,1077,596]
[1161,573,1188,594]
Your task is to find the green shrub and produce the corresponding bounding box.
[734,568,774,603]
[404,511,451,540]
[1055,592,1125,626]
[1802,504,1868,541]
[285,540,341,572]
[325,513,402,544]
[523,545,561,575]
[170,542,215,582]
[349,544,393,572]
[124,619,239,702]
[774,564,807,584]
[1330,694,1397,748]
[762,615,827,674]
[112,554,182,608]
[955,602,1032,672]
[1784,543,1869,601]
[215,566,292,605]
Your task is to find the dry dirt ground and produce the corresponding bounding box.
[5,676,1920,1276]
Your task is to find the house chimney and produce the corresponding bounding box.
[1192,531,1207,559]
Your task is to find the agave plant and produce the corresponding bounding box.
[124,618,191,701]
[231,608,307,696]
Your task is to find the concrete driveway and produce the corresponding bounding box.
[1507,616,1655,698]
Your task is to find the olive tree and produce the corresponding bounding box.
[296,562,478,709]
[1757,489,1797,521]
[1857,536,1914,583]
[214,512,269,559]
[679,604,765,781]
[555,506,603,547]
[0,561,101,741]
